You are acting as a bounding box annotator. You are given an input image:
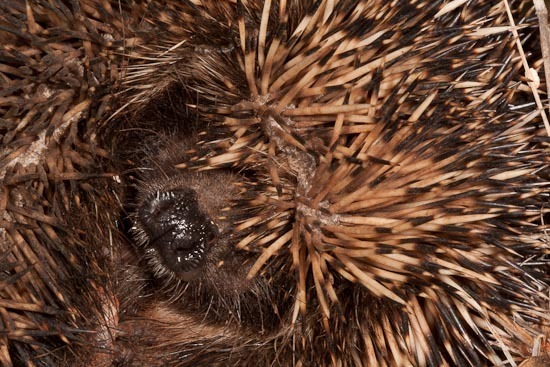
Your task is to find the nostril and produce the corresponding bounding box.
[137,189,217,279]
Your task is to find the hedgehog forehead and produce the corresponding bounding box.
[157,0,547,299]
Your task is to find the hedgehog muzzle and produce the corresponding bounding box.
[137,188,218,280]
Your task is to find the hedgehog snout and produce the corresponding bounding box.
[138,189,218,280]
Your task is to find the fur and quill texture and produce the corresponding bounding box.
[1,0,550,366]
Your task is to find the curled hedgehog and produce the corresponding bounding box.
[1,0,550,366]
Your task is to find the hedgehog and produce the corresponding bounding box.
[1,0,550,366]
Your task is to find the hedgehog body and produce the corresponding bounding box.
[1,0,550,366]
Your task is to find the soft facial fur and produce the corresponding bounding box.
[126,135,275,322]
[110,133,292,366]
[131,140,243,283]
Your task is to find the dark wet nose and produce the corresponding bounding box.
[138,189,217,279]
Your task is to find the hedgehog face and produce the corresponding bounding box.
[129,138,256,296]
[129,133,274,330]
